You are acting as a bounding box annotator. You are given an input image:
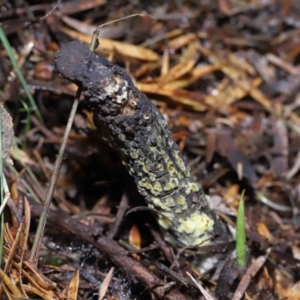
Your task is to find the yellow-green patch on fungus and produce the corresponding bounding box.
[142,165,150,173]
[190,211,214,237]
[118,134,125,141]
[177,171,184,179]
[130,151,138,159]
[177,195,187,210]
[174,151,186,175]
[167,161,176,175]
[165,197,175,207]
[150,174,156,182]
[177,217,195,234]
[177,211,214,245]
[185,187,191,195]
[152,197,163,208]
[152,197,172,211]
[158,213,172,229]
[153,181,162,192]
[139,180,152,191]
[189,182,200,192]
[163,178,179,192]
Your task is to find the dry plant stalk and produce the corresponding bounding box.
[55,40,227,246]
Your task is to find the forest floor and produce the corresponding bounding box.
[1,1,300,299]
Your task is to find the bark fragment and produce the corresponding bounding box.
[55,40,227,246]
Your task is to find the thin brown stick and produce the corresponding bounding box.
[107,193,129,239]
[29,33,100,265]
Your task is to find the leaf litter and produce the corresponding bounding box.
[0,0,300,299]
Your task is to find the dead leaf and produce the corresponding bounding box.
[168,33,197,50]
[129,224,141,260]
[163,64,221,90]
[256,222,271,241]
[136,82,207,111]
[67,270,80,300]
[61,27,160,61]
[98,267,114,300]
[158,59,195,84]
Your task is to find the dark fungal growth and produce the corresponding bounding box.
[55,40,227,246]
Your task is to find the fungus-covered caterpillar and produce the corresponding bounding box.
[55,40,226,246]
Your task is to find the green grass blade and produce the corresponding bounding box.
[0,25,42,121]
[236,190,247,267]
